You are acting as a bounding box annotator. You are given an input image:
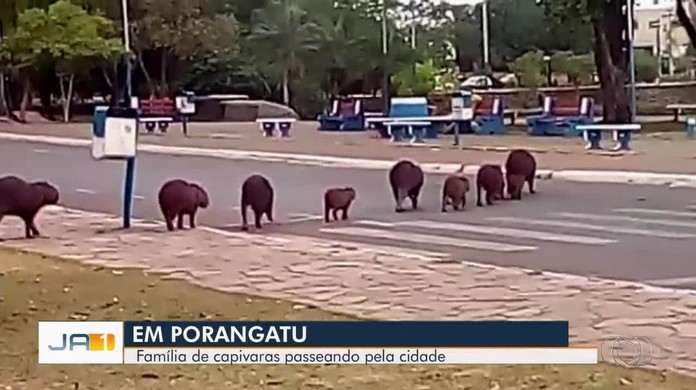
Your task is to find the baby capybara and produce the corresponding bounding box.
[476,164,504,207]
[441,175,470,212]
[505,149,537,200]
[0,176,59,239]
[158,179,209,231]
[240,174,274,231]
[324,187,356,223]
[389,160,424,213]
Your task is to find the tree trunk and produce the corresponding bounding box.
[282,69,290,106]
[135,49,154,96]
[18,75,30,123]
[676,0,696,47]
[160,47,168,96]
[0,72,7,118]
[58,73,75,123]
[592,3,631,124]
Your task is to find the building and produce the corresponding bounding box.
[633,0,694,74]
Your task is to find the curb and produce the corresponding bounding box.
[2,132,696,187]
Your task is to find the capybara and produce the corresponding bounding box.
[476,164,504,207]
[505,149,537,200]
[389,160,424,213]
[441,175,470,212]
[158,179,209,231]
[240,174,274,231]
[324,187,356,222]
[0,176,59,239]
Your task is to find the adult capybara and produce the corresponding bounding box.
[324,187,356,222]
[158,179,209,231]
[476,164,504,207]
[505,149,537,200]
[240,174,274,231]
[441,175,470,212]
[0,176,59,239]
[389,160,424,213]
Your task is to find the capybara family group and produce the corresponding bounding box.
[0,149,537,238]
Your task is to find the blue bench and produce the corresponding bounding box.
[473,96,505,135]
[256,118,296,138]
[318,98,365,131]
[577,123,642,151]
[528,96,594,137]
[526,97,555,136]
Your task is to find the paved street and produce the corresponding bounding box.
[4,140,696,288]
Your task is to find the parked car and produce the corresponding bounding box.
[460,75,506,89]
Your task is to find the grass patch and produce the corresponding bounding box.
[1,247,694,389]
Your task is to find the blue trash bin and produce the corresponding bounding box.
[93,106,109,137]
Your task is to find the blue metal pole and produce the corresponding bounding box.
[123,157,135,228]
[627,0,637,123]
[122,0,135,229]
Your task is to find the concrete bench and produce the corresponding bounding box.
[384,120,431,143]
[666,104,696,122]
[256,118,296,138]
[576,123,641,151]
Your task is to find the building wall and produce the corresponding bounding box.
[633,0,694,73]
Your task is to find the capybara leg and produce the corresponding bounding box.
[341,207,349,220]
[324,203,331,223]
[527,175,536,194]
[394,188,407,213]
[441,195,448,213]
[409,185,421,210]
[461,195,467,209]
[165,217,175,231]
[22,217,34,239]
[486,192,495,206]
[453,197,461,211]
[189,211,197,229]
[177,213,185,229]
[254,211,263,229]
[476,183,483,207]
[332,208,339,221]
[240,204,249,232]
[30,222,40,237]
[409,194,419,210]
[265,205,274,223]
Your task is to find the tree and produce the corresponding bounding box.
[512,50,545,88]
[543,0,631,123]
[41,1,122,122]
[676,0,696,48]
[248,0,321,106]
[0,7,52,121]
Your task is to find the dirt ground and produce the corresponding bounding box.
[1,248,695,390]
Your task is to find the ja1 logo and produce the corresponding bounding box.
[48,333,116,352]
[600,336,653,367]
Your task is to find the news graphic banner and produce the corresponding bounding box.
[38,321,598,365]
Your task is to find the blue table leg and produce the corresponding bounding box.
[584,130,603,150]
[410,126,425,144]
[389,126,402,142]
[687,118,695,140]
[262,122,275,137]
[279,122,291,137]
[613,130,632,151]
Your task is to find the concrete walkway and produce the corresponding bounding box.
[2,206,695,375]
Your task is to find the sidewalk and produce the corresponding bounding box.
[1,121,695,174]
[2,206,695,375]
